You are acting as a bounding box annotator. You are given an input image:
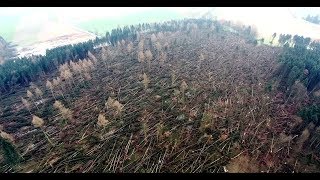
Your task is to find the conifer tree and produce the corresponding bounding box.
[32,115,54,146]
[21,97,32,115]
[143,73,150,90]
[46,80,56,100]
[145,50,153,69]
[138,51,145,63]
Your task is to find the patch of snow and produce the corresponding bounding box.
[16,32,96,58]
[215,7,320,40]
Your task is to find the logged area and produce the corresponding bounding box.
[1,19,320,173]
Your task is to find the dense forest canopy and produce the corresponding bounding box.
[277,34,320,92]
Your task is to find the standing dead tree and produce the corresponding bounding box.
[145,50,153,70]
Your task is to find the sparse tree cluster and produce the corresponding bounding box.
[105,97,124,115]
[53,100,73,121]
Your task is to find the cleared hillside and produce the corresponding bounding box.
[1,19,319,173]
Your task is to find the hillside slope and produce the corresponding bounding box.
[1,20,318,172]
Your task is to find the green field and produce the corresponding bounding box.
[0,9,183,44]
[0,16,20,42]
[76,9,184,36]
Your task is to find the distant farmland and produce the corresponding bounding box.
[76,9,183,36]
[215,7,320,41]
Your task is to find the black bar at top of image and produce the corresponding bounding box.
[1,0,320,7]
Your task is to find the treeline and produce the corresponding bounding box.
[304,15,320,25]
[0,18,256,94]
[0,36,17,63]
[277,33,320,91]
[221,21,258,44]
[0,41,96,93]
